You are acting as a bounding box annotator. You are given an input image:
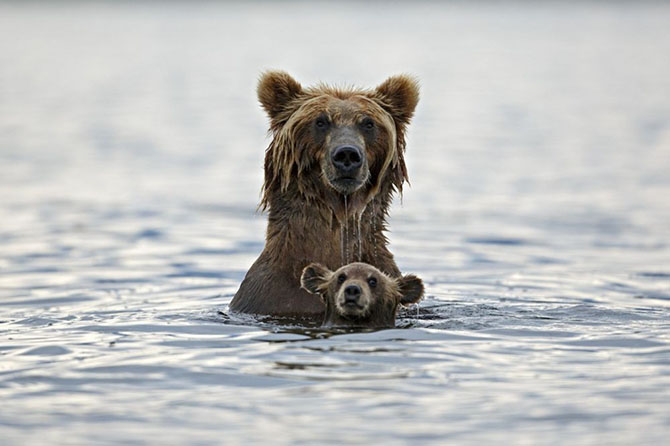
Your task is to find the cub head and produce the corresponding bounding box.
[300,262,424,328]
[257,71,419,207]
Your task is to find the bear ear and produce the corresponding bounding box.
[398,274,424,306]
[300,263,332,297]
[257,70,303,121]
[374,75,420,126]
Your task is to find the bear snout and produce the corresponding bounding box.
[343,284,362,304]
[331,145,364,175]
[325,143,368,194]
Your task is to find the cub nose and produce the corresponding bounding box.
[344,284,361,303]
[331,145,363,173]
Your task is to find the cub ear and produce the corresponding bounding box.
[374,75,420,126]
[300,263,332,296]
[257,70,303,120]
[398,274,424,306]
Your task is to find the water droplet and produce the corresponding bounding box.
[356,212,362,261]
[370,199,378,262]
[343,195,349,264]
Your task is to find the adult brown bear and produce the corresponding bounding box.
[229,71,419,319]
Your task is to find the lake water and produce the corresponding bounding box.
[1,1,669,444]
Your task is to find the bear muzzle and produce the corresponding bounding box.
[332,145,363,173]
[327,144,368,194]
[336,282,369,315]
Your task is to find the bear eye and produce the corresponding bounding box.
[367,277,377,288]
[337,274,347,284]
[361,118,375,130]
[315,117,329,129]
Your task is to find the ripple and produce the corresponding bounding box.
[20,346,71,356]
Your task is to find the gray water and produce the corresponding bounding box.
[1,2,670,445]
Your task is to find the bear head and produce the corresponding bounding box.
[257,71,419,210]
[300,262,424,328]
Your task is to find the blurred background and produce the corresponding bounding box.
[3,1,668,216]
[1,1,669,445]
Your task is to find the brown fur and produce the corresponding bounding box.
[229,71,419,319]
[301,262,424,328]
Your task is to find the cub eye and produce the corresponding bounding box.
[337,274,347,284]
[362,118,375,130]
[315,118,329,129]
[367,277,377,288]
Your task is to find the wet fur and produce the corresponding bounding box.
[230,71,419,319]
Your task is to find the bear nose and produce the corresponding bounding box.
[344,284,361,303]
[331,145,363,173]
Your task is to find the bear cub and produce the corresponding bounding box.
[300,262,424,328]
